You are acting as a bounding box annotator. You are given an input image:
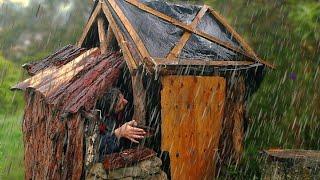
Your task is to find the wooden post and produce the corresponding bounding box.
[97,17,107,54]
[131,69,147,125]
[105,25,115,50]
[217,74,245,169]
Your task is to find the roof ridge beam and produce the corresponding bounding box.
[167,5,208,59]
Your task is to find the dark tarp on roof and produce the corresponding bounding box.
[108,0,245,61]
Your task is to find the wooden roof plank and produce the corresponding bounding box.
[77,3,102,47]
[106,0,154,67]
[101,2,138,71]
[167,5,208,59]
[207,7,275,68]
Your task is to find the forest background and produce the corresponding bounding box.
[0,0,319,179]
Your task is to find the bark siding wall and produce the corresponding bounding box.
[23,90,84,180]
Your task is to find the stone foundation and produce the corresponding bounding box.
[86,157,167,180]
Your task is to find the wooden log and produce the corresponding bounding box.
[23,90,85,179]
[12,48,99,91]
[217,74,245,170]
[21,45,86,76]
[97,17,108,54]
[261,149,320,179]
[103,148,156,170]
[131,69,147,125]
[154,58,255,67]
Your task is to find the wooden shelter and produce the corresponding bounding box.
[12,0,273,179]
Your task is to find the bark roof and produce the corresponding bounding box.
[12,45,124,114]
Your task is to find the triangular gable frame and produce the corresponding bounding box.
[77,0,274,73]
[77,1,139,72]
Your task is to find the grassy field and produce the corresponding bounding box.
[0,112,24,179]
[0,56,24,179]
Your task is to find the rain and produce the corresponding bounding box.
[0,0,319,179]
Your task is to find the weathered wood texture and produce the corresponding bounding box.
[105,25,115,51]
[13,49,124,114]
[101,2,138,71]
[262,149,320,180]
[23,90,84,180]
[97,17,108,54]
[22,45,86,76]
[77,2,102,47]
[161,76,226,180]
[217,75,246,169]
[131,70,147,125]
[103,147,156,170]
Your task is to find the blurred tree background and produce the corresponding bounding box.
[0,0,319,179]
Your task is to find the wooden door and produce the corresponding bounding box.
[161,76,225,180]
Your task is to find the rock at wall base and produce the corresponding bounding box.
[86,157,167,180]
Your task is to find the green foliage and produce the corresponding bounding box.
[0,0,91,63]
[0,55,24,115]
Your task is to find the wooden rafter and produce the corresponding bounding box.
[77,3,102,47]
[105,25,115,50]
[106,0,154,67]
[101,2,138,71]
[167,5,208,59]
[97,17,108,54]
[154,58,255,67]
[208,8,275,68]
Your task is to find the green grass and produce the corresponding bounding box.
[0,112,24,179]
[0,54,25,179]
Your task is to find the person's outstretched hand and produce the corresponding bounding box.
[114,120,146,143]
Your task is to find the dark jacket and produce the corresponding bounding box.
[98,115,120,161]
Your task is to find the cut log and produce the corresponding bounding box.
[103,147,156,170]
[261,149,320,179]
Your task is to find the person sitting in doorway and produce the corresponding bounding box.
[98,88,146,161]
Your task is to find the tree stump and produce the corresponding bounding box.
[262,149,320,180]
